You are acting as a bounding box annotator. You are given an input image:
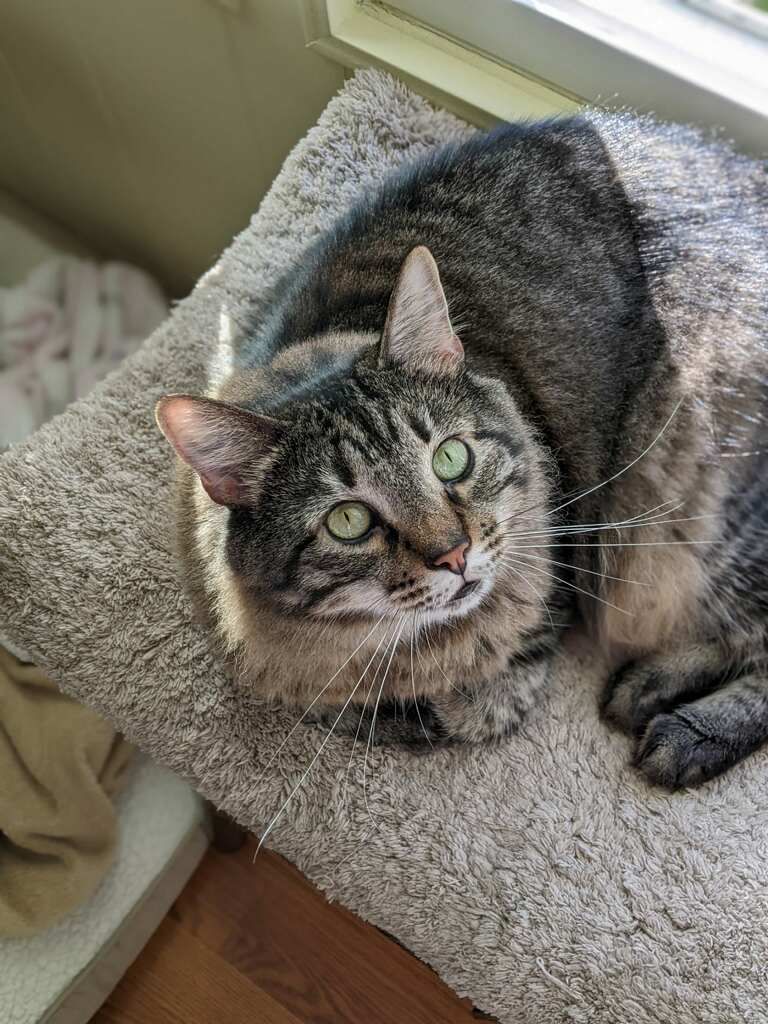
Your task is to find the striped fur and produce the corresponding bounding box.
[161,111,768,787]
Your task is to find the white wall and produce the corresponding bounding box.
[0,0,344,294]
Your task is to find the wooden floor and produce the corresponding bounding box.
[93,837,490,1024]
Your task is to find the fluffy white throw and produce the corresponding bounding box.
[0,259,166,448]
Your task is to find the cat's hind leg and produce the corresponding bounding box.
[603,645,768,787]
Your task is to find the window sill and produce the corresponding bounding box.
[301,0,577,127]
[302,0,768,152]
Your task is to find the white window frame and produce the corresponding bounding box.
[687,0,768,41]
[301,0,768,153]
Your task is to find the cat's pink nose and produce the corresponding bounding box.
[431,539,470,575]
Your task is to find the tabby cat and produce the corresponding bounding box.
[156,111,768,788]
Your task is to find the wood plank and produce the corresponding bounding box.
[171,840,479,1024]
[92,917,300,1024]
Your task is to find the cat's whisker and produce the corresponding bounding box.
[501,555,633,617]
[362,614,407,833]
[615,498,681,523]
[496,398,685,531]
[314,593,394,633]
[501,512,669,540]
[342,616,404,808]
[254,618,395,858]
[422,626,475,703]
[501,511,717,543]
[499,561,556,630]
[325,826,376,883]
[539,499,681,532]
[491,482,587,529]
[544,398,685,518]
[500,540,722,549]
[498,500,704,542]
[504,550,651,587]
[256,614,388,786]
[411,612,433,748]
[487,498,683,553]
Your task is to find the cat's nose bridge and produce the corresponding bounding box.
[398,497,469,569]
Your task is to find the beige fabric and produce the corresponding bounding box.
[0,71,766,1021]
[0,647,133,937]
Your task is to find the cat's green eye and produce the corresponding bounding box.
[326,502,373,541]
[432,438,471,482]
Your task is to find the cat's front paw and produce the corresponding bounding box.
[601,644,722,739]
[306,655,550,752]
[634,711,731,789]
[428,661,550,746]
[427,690,517,745]
[602,644,768,787]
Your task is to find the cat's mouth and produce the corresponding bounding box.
[451,579,480,603]
[426,574,488,623]
[390,574,489,625]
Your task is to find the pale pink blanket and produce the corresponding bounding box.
[0,259,166,447]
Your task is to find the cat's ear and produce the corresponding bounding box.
[379,246,463,375]
[155,394,285,507]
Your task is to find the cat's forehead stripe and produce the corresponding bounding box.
[474,428,524,459]
[332,449,356,490]
[406,410,432,443]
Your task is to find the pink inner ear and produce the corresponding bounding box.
[155,396,203,462]
[156,393,286,509]
[441,333,464,362]
[199,471,244,507]
[427,331,464,373]
[380,246,464,375]
[155,395,247,507]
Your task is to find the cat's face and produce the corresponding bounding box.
[157,247,552,634]
[226,366,542,626]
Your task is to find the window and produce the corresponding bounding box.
[303,0,768,152]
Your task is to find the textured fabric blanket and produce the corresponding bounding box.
[0,257,166,448]
[0,71,766,1022]
[0,648,134,937]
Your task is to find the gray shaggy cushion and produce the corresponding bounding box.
[1,71,766,1024]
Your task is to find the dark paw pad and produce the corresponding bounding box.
[634,712,730,789]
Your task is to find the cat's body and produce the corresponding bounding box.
[159,112,768,788]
